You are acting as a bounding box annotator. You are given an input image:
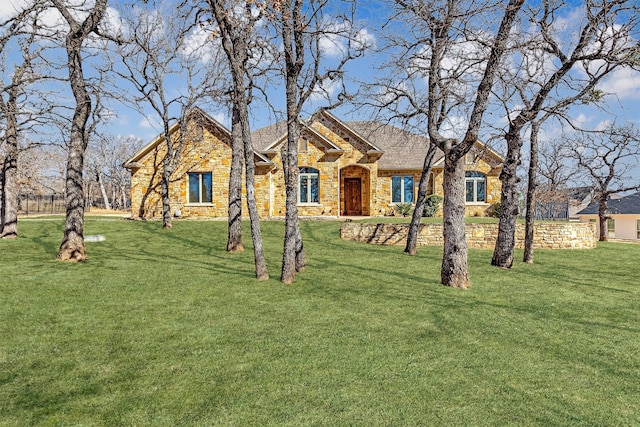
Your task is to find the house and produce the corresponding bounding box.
[577,192,640,240]
[123,108,504,219]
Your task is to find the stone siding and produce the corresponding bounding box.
[340,222,597,249]
[129,113,506,220]
[129,121,270,220]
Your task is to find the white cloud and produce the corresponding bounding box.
[375,81,410,106]
[212,112,229,128]
[571,113,589,129]
[440,115,468,139]
[354,28,376,51]
[139,114,161,130]
[594,119,612,131]
[318,19,374,58]
[0,0,28,20]
[99,6,124,38]
[310,78,342,102]
[598,67,640,100]
[318,21,349,57]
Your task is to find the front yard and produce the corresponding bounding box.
[1,218,639,425]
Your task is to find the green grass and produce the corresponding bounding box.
[1,218,639,426]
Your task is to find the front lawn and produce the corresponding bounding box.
[1,218,639,426]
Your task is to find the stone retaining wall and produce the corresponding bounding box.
[340,222,597,249]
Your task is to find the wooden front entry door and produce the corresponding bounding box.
[344,178,362,216]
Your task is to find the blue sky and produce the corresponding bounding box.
[2,0,640,154]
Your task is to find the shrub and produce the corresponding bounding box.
[423,195,443,217]
[488,202,502,218]
[394,202,413,217]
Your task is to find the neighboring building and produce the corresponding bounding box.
[577,192,640,240]
[123,108,504,219]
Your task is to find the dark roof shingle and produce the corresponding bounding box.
[578,191,640,215]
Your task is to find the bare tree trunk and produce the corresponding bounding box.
[523,121,540,264]
[598,200,608,241]
[161,159,173,229]
[97,171,111,210]
[55,0,106,261]
[120,184,127,210]
[279,0,308,284]
[405,144,437,255]
[295,225,305,272]
[281,117,302,284]
[492,131,523,268]
[227,104,244,252]
[1,98,19,239]
[441,156,470,288]
[239,103,268,280]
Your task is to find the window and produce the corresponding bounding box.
[391,176,414,203]
[465,171,486,203]
[188,172,212,204]
[299,167,319,203]
[637,220,640,239]
[608,218,615,238]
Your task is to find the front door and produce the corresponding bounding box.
[344,178,362,216]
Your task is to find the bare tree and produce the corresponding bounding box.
[0,1,48,239]
[205,0,269,280]
[522,119,543,263]
[52,0,108,261]
[388,0,524,288]
[405,145,438,255]
[266,0,369,283]
[103,0,226,229]
[86,134,143,210]
[537,137,572,192]
[566,123,640,241]
[491,0,640,268]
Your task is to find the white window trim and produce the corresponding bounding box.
[391,175,414,204]
[187,171,213,205]
[298,168,319,204]
[465,173,486,204]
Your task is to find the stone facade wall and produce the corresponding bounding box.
[340,222,598,249]
[129,122,271,220]
[129,113,506,220]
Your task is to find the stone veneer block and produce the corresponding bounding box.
[340,222,597,250]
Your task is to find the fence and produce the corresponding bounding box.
[18,194,66,215]
[16,194,131,215]
[532,201,569,221]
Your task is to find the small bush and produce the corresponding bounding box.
[422,195,443,217]
[488,202,502,218]
[394,202,413,217]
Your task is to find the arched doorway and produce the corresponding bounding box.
[340,165,370,216]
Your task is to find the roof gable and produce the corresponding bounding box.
[256,121,345,155]
[124,107,272,169]
[345,121,436,170]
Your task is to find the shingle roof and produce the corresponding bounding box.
[251,119,442,170]
[564,186,593,202]
[345,121,442,170]
[250,117,504,171]
[577,192,640,215]
[251,121,288,151]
